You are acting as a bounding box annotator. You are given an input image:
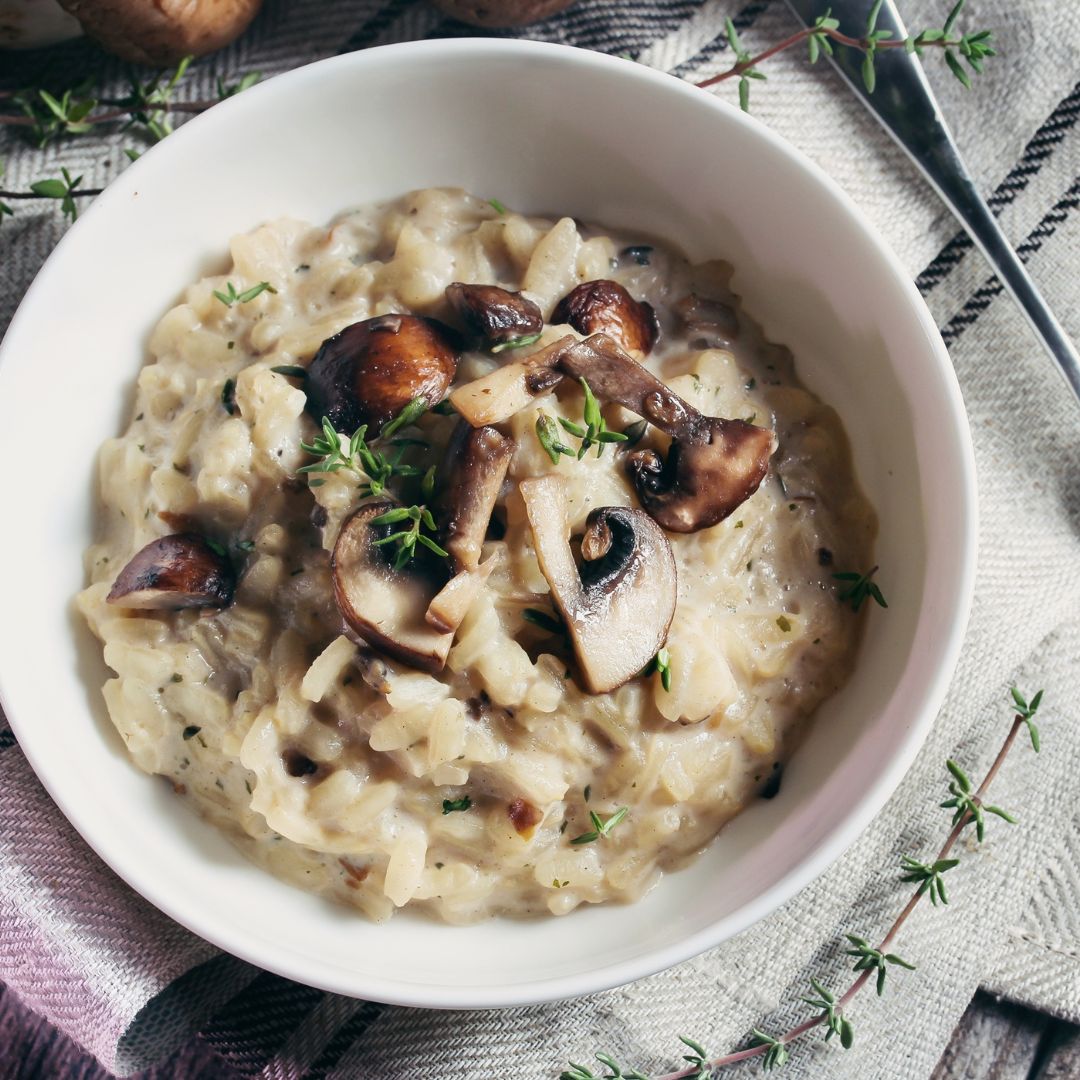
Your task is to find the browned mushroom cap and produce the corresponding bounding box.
[305,314,459,432]
[520,475,677,694]
[552,280,659,355]
[332,503,453,672]
[449,335,575,427]
[445,283,543,348]
[439,422,514,573]
[106,533,234,610]
[560,334,777,532]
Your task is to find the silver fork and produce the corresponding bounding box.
[785,0,1080,404]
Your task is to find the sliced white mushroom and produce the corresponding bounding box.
[519,475,677,693]
[331,503,453,673]
[440,423,513,573]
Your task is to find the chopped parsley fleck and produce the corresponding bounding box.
[182,725,201,740]
[442,796,472,814]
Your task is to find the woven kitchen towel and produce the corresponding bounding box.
[1,1,1079,1076]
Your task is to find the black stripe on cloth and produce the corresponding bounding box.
[339,0,422,54]
[0,729,15,751]
[916,79,1080,295]
[939,173,1080,347]
[670,0,773,78]
[426,0,708,57]
[200,972,324,1075]
[302,1001,384,1079]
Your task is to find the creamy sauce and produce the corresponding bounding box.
[78,188,876,922]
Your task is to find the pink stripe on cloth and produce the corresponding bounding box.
[0,740,219,1072]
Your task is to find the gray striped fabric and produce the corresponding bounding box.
[1,1,1079,1076]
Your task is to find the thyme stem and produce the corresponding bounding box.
[619,703,1036,1080]
[695,25,969,91]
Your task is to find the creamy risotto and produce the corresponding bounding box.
[78,188,876,923]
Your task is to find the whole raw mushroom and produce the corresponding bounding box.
[57,0,263,65]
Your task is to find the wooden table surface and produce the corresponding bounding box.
[1,981,1078,1079]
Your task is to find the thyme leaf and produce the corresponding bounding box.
[570,807,629,846]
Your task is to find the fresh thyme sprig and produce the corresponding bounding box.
[559,686,1047,1077]
[843,935,916,996]
[833,566,887,612]
[213,280,276,307]
[940,758,1016,842]
[749,1030,789,1072]
[1010,686,1043,751]
[536,380,628,463]
[298,407,426,495]
[562,378,629,458]
[492,331,543,354]
[899,855,959,906]
[370,504,448,570]
[570,807,629,846]
[799,979,853,1047]
[641,647,673,691]
[535,412,576,464]
[562,1053,650,1080]
[695,0,994,111]
[26,166,93,223]
[0,57,261,225]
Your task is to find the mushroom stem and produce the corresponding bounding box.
[440,422,514,573]
[560,334,778,532]
[559,334,697,437]
[448,335,575,427]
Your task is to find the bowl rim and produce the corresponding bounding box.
[0,36,977,1009]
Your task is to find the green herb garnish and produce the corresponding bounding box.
[570,807,629,846]
[213,280,276,307]
[488,197,508,215]
[298,412,424,497]
[491,331,543,354]
[833,565,887,612]
[270,364,307,378]
[371,504,448,570]
[535,412,575,465]
[442,796,471,814]
[557,378,629,459]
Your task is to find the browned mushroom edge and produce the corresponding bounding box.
[331,503,453,672]
[674,293,740,351]
[519,475,677,693]
[439,422,515,573]
[106,533,235,610]
[422,421,514,632]
[445,282,543,349]
[558,334,778,532]
[552,280,659,355]
[304,314,460,432]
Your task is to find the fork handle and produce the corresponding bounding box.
[785,0,1080,402]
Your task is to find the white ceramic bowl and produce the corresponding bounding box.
[0,39,975,1008]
